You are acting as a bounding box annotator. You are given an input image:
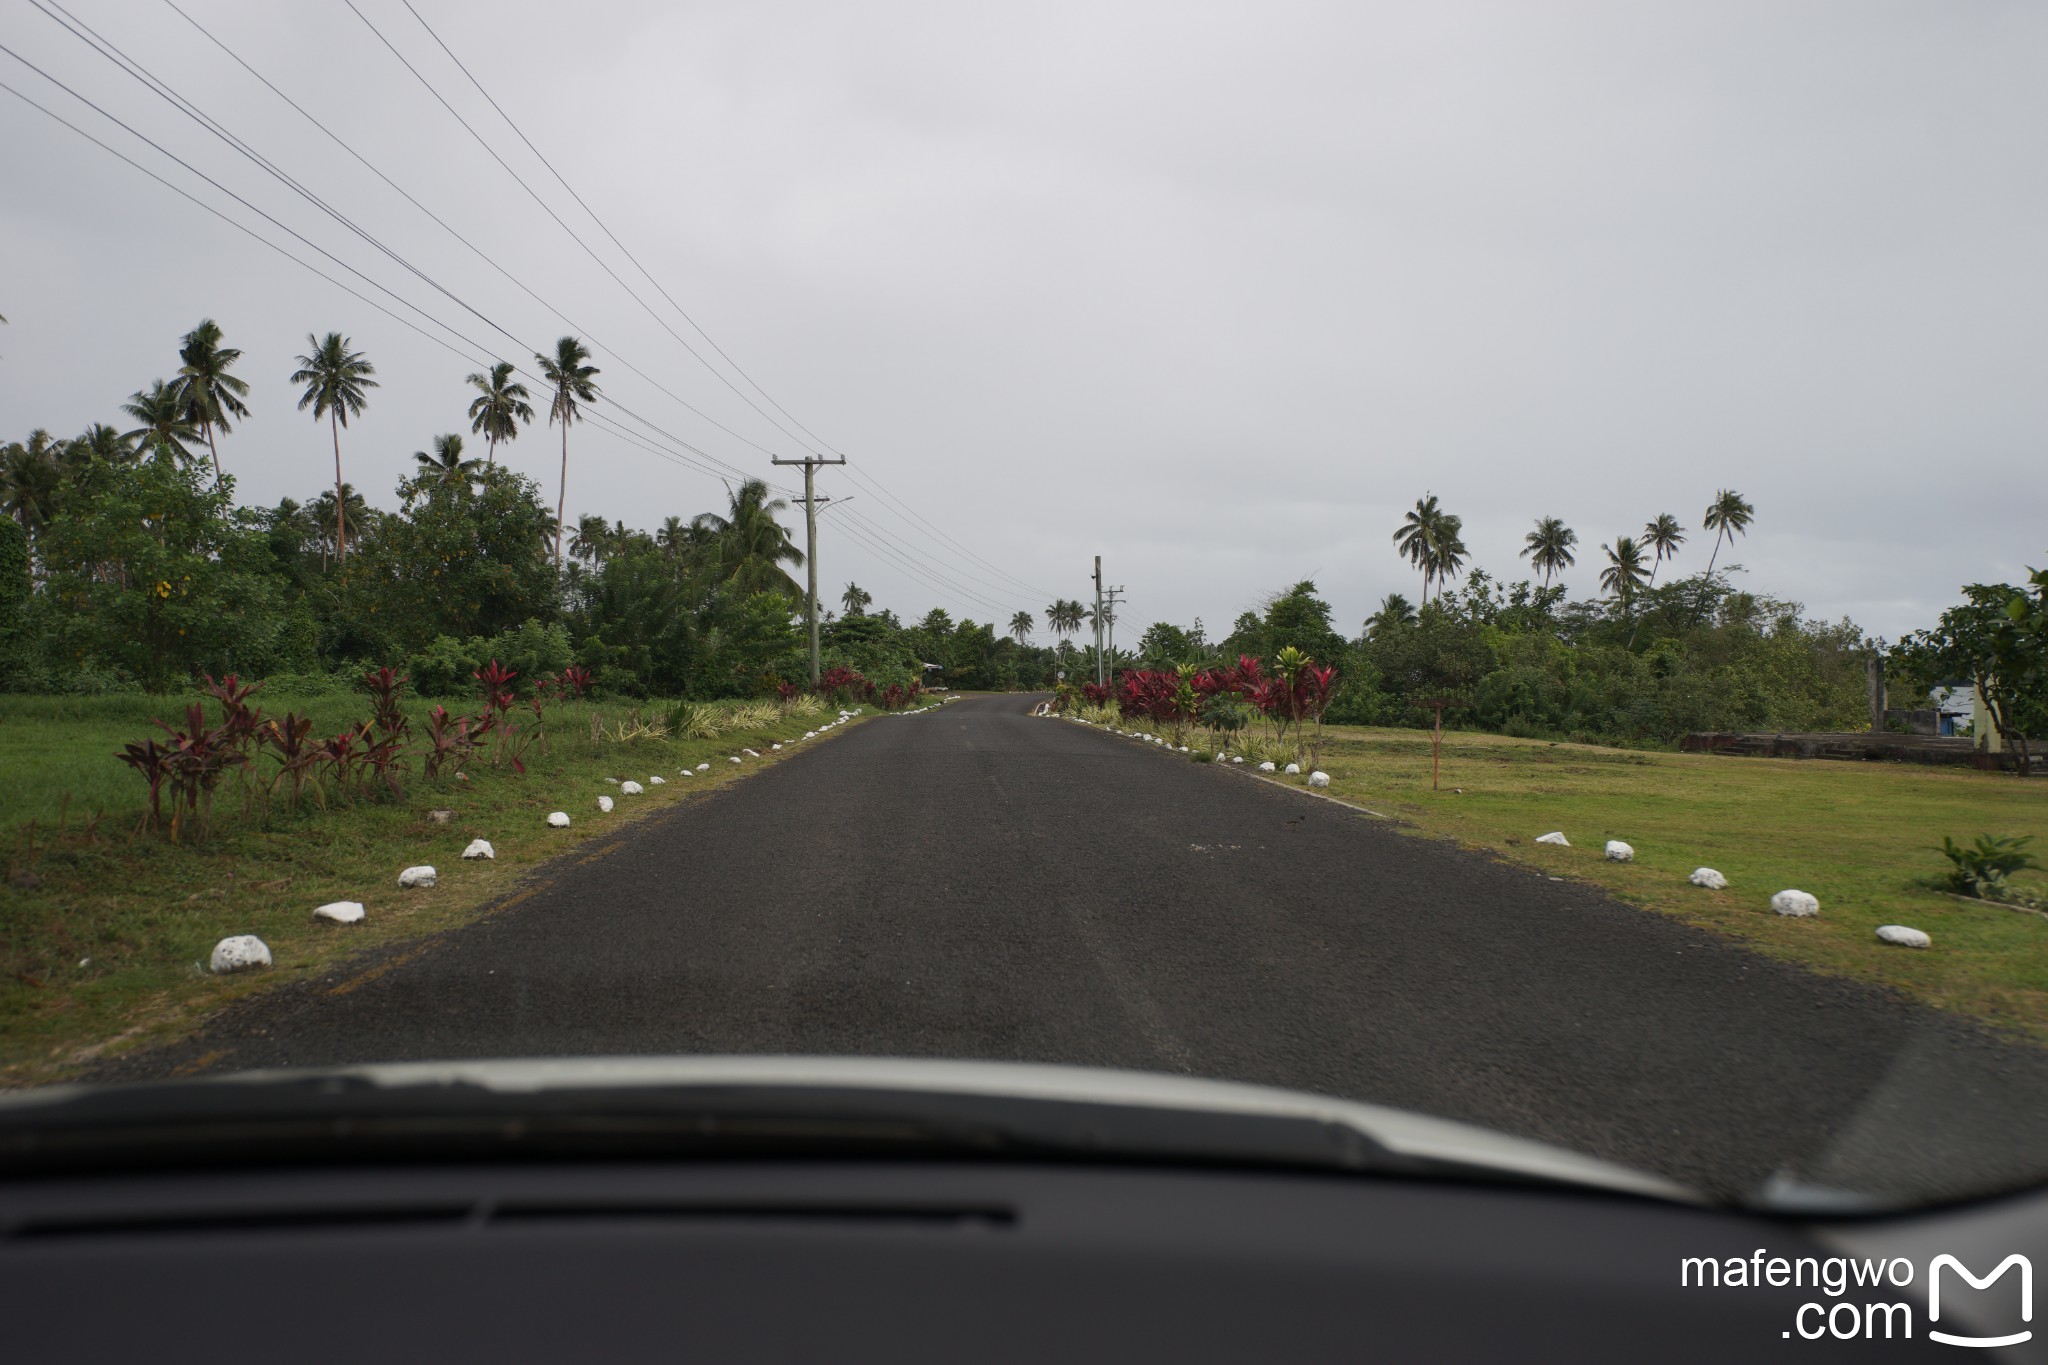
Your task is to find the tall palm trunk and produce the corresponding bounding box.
[555,422,568,569]
[331,409,348,565]
[486,432,497,469]
[202,418,222,487]
[1704,531,1724,578]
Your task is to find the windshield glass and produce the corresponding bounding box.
[2,0,2044,1213]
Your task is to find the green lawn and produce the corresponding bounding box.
[0,687,883,1084]
[1276,724,2048,1039]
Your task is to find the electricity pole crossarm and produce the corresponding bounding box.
[771,455,847,686]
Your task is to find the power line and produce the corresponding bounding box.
[156,0,793,468]
[9,12,804,501]
[0,74,738,499]
[42,0,780,488]
[395,0,843,460]
[13,8,1045,613]
[340,0,818,458]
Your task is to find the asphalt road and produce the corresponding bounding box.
[105,695,2048,1203]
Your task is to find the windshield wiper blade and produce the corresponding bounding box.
[0,1058,1700,1204]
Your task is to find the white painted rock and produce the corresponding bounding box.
[547,811,571,828]
[1688,867,1727,890]
[772,744,782,751]
[1876,925,1930,949]
[697,762,711,771]
[1308,771,1330,788]
[1232,756,1244,764]
[1535,832,1570,846]
[620,780,645,795]
[603,776,620,785]
[1258,761,1277,773]
[1178,746,1190,753]
[463,839,494,861]
[728,756,742,764]
[210,935,271,973]
[1771,889,1820,917]
[678,769,694,777]
[743,749,760,758]
[649,775,665,785]
[597,795,614,813]
[805,731,817,739]
[313,901,365,924]
[1604,841,1634,862]
[1284,763,1301,775]
[398,865,438,888]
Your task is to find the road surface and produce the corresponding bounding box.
[104,694,2048,1203]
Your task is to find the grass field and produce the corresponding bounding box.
[1273,724,2048,1040]
[0,686,886,1085]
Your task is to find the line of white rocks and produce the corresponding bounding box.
[1532,832,1927,949]
[213,710,882,975]
[1049,712,1336,788]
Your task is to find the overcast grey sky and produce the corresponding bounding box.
[3,0,2044,642]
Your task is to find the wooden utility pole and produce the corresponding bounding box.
[771,455,846,686]
[1093,556,1105,687]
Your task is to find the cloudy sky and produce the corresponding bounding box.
[3,0,2043,642]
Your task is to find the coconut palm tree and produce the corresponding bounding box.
[1425,515,1468,602]
[841,582,872,616]
[691,478,804,597]
[1701,490,1754,576]
[173,318,249,491]
[120,380,202,462]
[1394,495,1467,604]
[465,361,533,468]
[307,484,373,569]
[1600,535,1649,618]
[568,513,613,565]
[413,433,482,492]
[536,336,600,568]
[289,333,378,564]
[65,423,136,467]
[1365,592,1417,637]
[2,436,62,534]
[1008,610,1035,646]
[655,515,691,558]
[1520,516,1577,588]
[1392,494,1443,602]
[1642,513,1686,586]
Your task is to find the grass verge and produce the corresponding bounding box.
[1253,723,2048,1040]
[0,690,873,1086]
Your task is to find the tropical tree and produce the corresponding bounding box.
[1428,516,1469,602]
[1642,513,1686,586]
[1393,494,1466,604]
[1008,609,1035,646]
[1702,490,1754,576]
[465,361,533,467]
[655,515,691,558]
[535,336,600,568]
[1520,516,1577,588]
[1393,495,1442,602]
[842,582,872,616]
[120,380,201,462]
[691,478,803,597]
[307,484,373,569]
[569,512,615,565]
[289,332,378,564]
[412,433,482,492]
[66,423,135,467]
[1600,535,1650,618]
[1365,592,1417,638]
[173,318,249,490]
[2,435,62,534]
